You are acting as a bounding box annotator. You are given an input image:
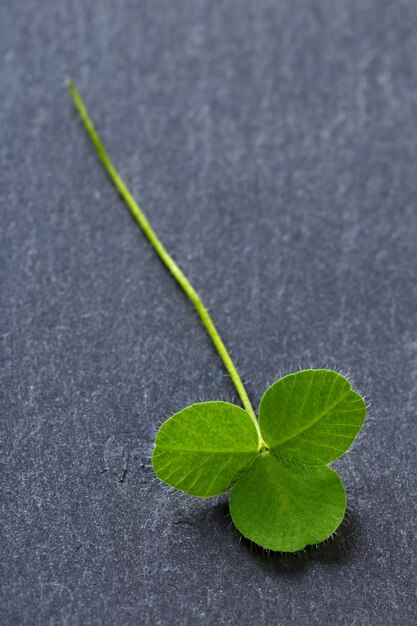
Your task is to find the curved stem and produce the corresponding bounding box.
[66,79,265,446]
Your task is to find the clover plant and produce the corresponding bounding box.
[67,80,366,552]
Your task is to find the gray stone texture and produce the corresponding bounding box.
[1,1,416,624]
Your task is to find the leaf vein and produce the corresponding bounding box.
[273,387,352,447]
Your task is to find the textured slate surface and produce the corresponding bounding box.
[1,1,416,624]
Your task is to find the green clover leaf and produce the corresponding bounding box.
[153,369,366,551]
[152,402,259,497]
[67,82,367,553]
[258,369,366,465]
[229,454,345,552]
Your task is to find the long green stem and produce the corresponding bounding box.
[66,79,265,446]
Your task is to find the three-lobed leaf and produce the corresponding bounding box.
[67,86,366,553]
[152,369,366,551]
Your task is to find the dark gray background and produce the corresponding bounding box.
[1,1,416,624]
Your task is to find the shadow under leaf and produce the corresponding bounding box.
[192,500,360,573]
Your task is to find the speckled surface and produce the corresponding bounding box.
[1,1,416,624]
